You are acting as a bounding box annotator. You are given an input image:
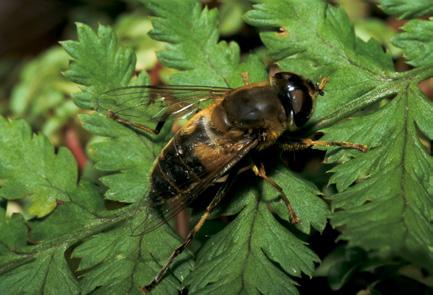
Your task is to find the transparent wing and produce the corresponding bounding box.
[98,85,232,124]
[129,138,259,236]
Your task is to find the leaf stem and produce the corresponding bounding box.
[398,66,433,83]
[0,205,138,274]
[310,65,433,131]
[311,83,399,131]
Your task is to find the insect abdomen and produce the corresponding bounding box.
[149,118,211,202]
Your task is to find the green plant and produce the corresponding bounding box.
[9,47,79,142]
[1,0,432,294]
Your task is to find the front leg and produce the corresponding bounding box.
[280,138,368,153]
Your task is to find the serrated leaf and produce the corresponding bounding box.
[0,174,110,295]
[380,0,433,19]
[62,23,136,109]
[61,21,195,293]
[247,0,433,276]
[30,181,105,240]
[266,165,328,234]
[74,111,194,293]
[142,0,257,86]
[81,113,164,202]
[57,2,330,293]
[0,247,79,295]
[0,114,189,294]
[392,18,433,67]
[1,177,190,295]
[245,0,394,123]
[0,156,189,295]
[326,84,433,272]
[0,117,102,294]
[73,220,192,295]
[0,117,78,217]
[354,18,402,57]
[188,191,319,295]
[141,1,328,293]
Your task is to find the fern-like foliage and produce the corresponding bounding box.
[0,118,78,217]
[247,0,433,272]
[380,0,433,18]
[0,0,432,294]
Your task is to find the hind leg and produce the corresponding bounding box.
[142,174,236,293]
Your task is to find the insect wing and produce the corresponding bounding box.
[129,138,259,236]
[98,85,232,125]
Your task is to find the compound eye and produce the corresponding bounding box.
[291,89,306,114]
[291,89,313,127]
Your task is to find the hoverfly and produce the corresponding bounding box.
[101,72,367,292]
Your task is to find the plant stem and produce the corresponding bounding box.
[311,83,399,131]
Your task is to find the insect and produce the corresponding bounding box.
[101,72,368,292]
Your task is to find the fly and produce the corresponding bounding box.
[100,71,368,292]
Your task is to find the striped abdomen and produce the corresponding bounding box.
[149,113,227,204]
[148,84,287,206]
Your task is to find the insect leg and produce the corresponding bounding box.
[142,172,237,293]
[241,71,250,85]
[280,138,368,153]
[107,110,167,135]
[318,77,329,95]
[251,164,299,224]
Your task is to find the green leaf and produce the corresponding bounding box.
[57,1,328,293]
[0,209,28,266]
[9,47,79,138]
[73,220,192,295]
[81,112,163,203]
[61,21,194,293]
[380,0,433,19]
[142,0,247,86]
[247,0,433,275]
[139,1,327,293]
[75,113,193,293]
[0,124,189,295]
[0,247,79,295]
[266,165,328,234]
[188,191,319,295]
[0,117,78,217]
[29,182,105,240]
[61,23,136,109]
[326,84,433,272]
[245,0,394,122]
[0,125,100,294]
[392,18,433,67]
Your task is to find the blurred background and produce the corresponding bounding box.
[0,0,432,294]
